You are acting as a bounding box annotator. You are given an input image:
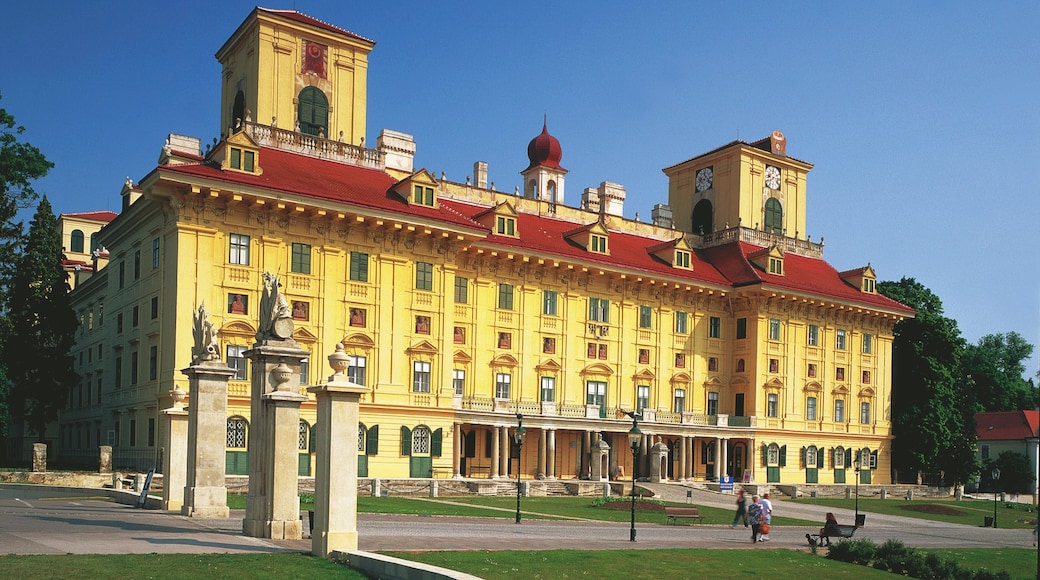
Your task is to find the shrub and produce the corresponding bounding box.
[825,538,877,565]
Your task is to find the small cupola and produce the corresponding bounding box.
[521,119,568,205]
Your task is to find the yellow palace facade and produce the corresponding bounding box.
[59,8,913,486]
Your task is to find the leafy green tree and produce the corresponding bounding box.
[5,196,79,440]
[962,332,1037,411]
[878,278,977,485]
[981,451,1034,494]
[0,91,53,441]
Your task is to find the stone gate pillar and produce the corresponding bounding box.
[649,439,669,482]
[160,386,188,511]
[308,343,368,557]
[591,436,610,482]
[181,354,234,518]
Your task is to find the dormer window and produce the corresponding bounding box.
[413,185,434,206]
[229,147,255,172]
[590,233,608,254]
[675,249,691,269]
[496,216,516,236]
[840,264,877,294]
[768,257,783,275]
[862,278,876,293]
[220,132,262,175]
[749,245,783,275]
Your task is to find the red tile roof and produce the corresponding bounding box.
[61,211,118,223]
[257,8,375,44]
[976,411,1040,441]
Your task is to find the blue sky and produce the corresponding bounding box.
[3,1,1038,377]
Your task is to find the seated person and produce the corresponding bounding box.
[819,512,840,545]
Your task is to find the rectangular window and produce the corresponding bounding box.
[736,318,747,339]
[980,444,990,461]
[589,298,610,323]
[808,324,819,346]
[709,316,721,338]
[834,399,845,423]
[148,346,157,381]
[227,345,247,380]
[675,311,688,334]
[862,333,873,354]
[148,418,155,447]
[675,250,691,268]
[413,185,434,206]
[860,402,871,424]
[769,318,781,340]
[129,419,137,447]
[230,147,241,169]
[229,234,250,265]
[299,356,309,385]
[639,305,652,329]
[495,373,511,399]
[673,389,686,414]
[291,243,312,274]
[836,329,847,350]
[540,376,556,402]
[543,290,558,316]
[862,370,871,384]
[498,283,514,310]
[152,237,160,268]
[586,380,606,406]
[347,355,366,386]
[117,313,124,333]
[836,367,845,381]
[118,262,125,289]
[452,369,465,396]
[412,361,431,393]
[243,150,255,172]
[637,385,650,411]
[496,216,515,236]
[707,391,719,416]
[415,261,433,291]
[130,350,139,385]
[348,252,369,282]
[150,296,159,320]
[132,306,139,328]
[134,250,141,280]
[806,396,817,420]
[454,276,468,303]
[114,356,122,388]
[590,234,607,253]
[767,393,778,417]
[768,257,783,275]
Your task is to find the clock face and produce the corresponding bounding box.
[765,165,781,190]
[695,167,713,192]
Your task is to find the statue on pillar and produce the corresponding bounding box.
[191,303,220,365]
[257,272,294,341]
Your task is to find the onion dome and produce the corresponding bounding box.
[525,119,565,171]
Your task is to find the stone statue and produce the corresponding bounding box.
[257,272,294,341]
[191,303,220,364]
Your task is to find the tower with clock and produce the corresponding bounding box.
[663,129,811,240]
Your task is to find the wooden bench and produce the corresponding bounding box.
[664,506,702,524]
[806,524,858,547]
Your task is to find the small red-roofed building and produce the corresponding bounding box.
[975,410,1040,495]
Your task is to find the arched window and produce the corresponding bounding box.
[70,230,85,253]
[412,425,431,455]
[764,198,783,235]
[525,179,538,199]
[547,181,557,203]
[89,233,99,252]
[298,87,329,136]
[298,420,310,451]
[691,199,713,235]
[358,423,367,452]
[232,90,247,130]
[227,416,248,449]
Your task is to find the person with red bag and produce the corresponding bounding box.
[747,494,766,543]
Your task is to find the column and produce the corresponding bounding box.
[721,438,729,479]
[678,436,687,482]
[547,429,557,480]
[490,426,500,479]
[308,343,368,557]
[181,361,234,518]
[537,429,546,478]
[452,423,462,478]
[160,397,188,512]
[714,437,722,480]
[499,427,510,477]
[581,431,591,478]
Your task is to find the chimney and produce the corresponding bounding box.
[474,161,488,189]
[378,129,416,174]
[651,204,673,228]
[597,181,626,217]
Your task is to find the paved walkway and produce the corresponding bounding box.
[1,484,1035,555]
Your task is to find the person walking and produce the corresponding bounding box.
[760,493,773,541]
[731,489,748,528]
[747,494,765,543]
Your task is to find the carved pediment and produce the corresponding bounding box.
[406,340,439,356]
[536,358,562,372]
[803,381,823,392]
[293,327,318,343]
[702,376,724,388]
[632,368,657,382]
[220,320,256,337]
[763,377,785,390]
[342,332,375,348]
[490,353,519,367]
[453,350,473,364]
[670,372,692,384]
[580,362,614,376]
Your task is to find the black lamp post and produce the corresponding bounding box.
[625,412,642,542]
[991,467,1000,529]
[513,414,525,524]
[853,458,861,525]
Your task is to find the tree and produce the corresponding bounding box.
[5,196,79,440]
[878,278,977,486]
[981,451,1034,495]
[0,91,53,441]
[962,332,1038,412]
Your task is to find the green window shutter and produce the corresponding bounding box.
[779,445,787,467]
[761,444,768,467]
[431,428,443,457]
[485,430,492,457]
[309,424,316,453]
[829,448,834,469]
[800,446,806,468]
[870,449,878,469]
[401,426,412,456]
[845,451,852,468]
[817,450,825,469]
[367,425,379,456]
[464,430,476,457]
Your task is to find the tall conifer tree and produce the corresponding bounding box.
[6,196,79,440]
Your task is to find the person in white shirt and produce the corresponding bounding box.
[760,493,773,541]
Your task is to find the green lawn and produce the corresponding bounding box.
[0,553,366,579]
[790,496,1038,529]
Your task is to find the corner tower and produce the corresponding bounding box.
[664,130,813,239]
[521,120,567,206]
[215,8,375,145]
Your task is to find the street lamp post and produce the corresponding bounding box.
[624,411,642,542]
[853,458,861,525]
[991,467,1000,529]
[513,414,525,524]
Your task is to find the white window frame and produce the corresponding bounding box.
[412,360,431,393]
